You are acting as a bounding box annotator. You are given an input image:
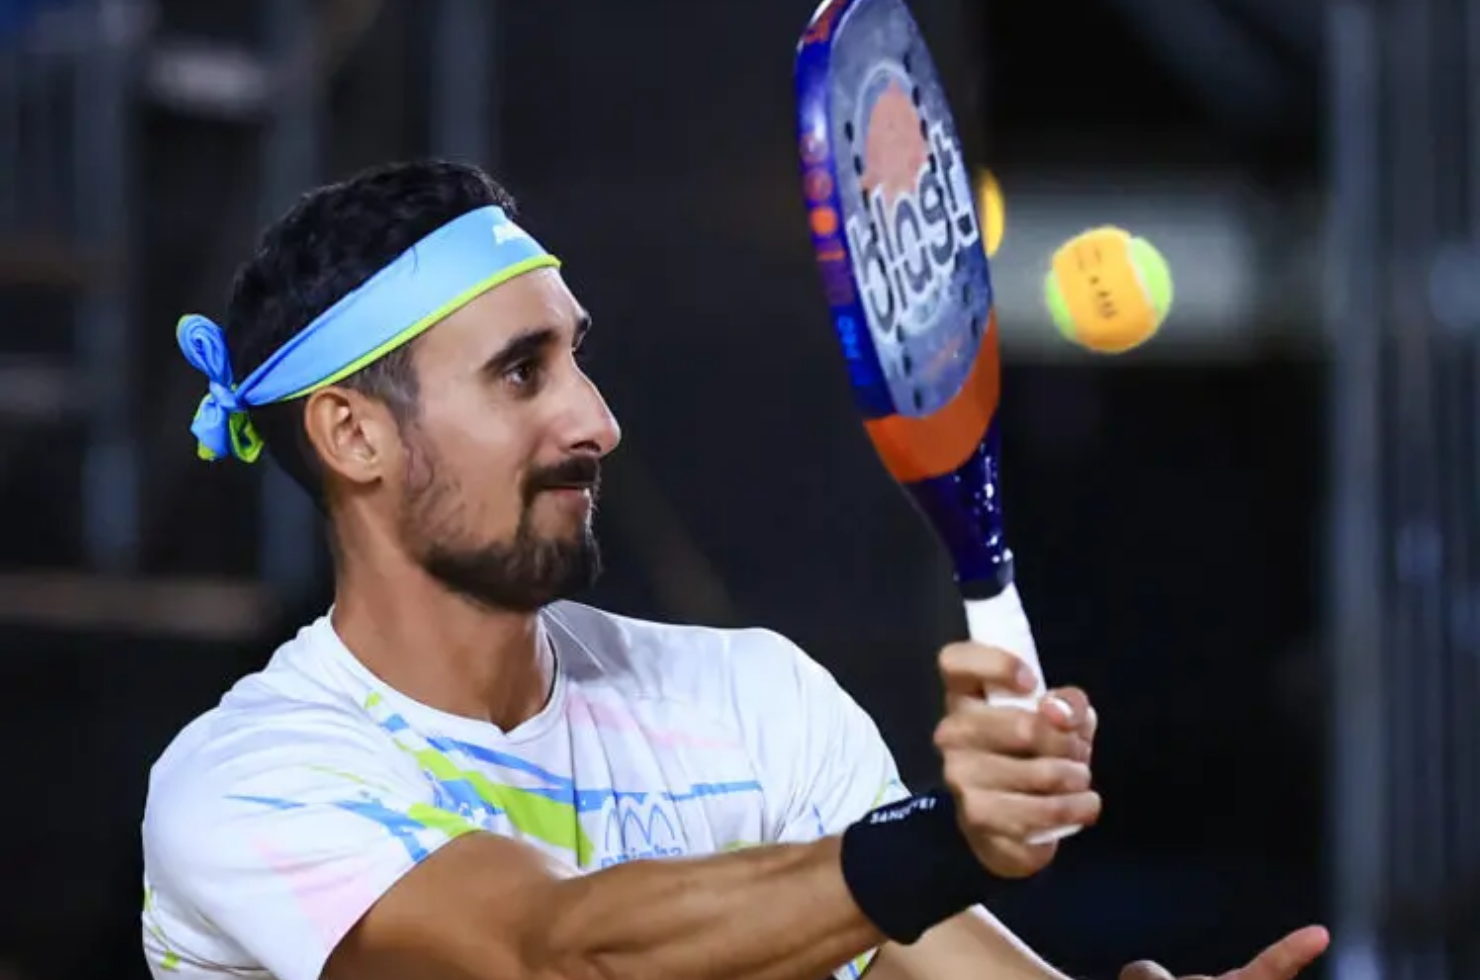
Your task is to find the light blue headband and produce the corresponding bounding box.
[176,204,561,463]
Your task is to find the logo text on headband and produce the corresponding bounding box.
[493,221,533,246]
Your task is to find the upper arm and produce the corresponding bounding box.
[326,831,571,980]
[733,633,911,980]
[143,710,542,980]
[742,634,909,843]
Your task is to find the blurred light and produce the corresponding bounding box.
[144,38,270,121]
[975,169,1005,258]
[1428,243,1480,333]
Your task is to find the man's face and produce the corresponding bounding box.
[392,267,621,612]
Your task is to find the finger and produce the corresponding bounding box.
[1042,686,1092,733]
[1120,961,1176,980]
[935,704,1092,761]
[955,788,1102,840]
[1230,926,1330,980]
[942,751,1093,798]
[1039,694,1076,730]
[939,643,1037,701]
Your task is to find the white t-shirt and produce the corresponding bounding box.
[141,600,910,980]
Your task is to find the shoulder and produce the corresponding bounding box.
[138,627,452,980]
[144,619,422,840]
[543,600,840,705]
[543,601,865,759]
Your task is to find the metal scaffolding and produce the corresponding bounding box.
[1327,1,1480,977]
[0,0,502,630]
[0,0,145,573]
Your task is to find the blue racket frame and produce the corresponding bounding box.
[795,0,1014,599]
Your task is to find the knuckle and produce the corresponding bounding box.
[937,712,976,749]
[932,717,955,749]
[954,789,981,826]
[950,642,1008,678]
[937,642,972,674]
[1021,760,1057,793]
[1000,806,1032,840]
[1042,794,1076,826]
[1044,729,1079,760]
[959,790,997,831]
[986,648,1021,682]
[1031,760,1082,793]
[1082,791,1105,824]
[1012,712,1040,750]
[941,755,972,793]
[1050,792,1098,827]
[972,644,1004,672]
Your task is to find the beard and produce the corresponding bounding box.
[399,437,603,613]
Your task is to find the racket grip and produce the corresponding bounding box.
[962,584,1046,711]
[960,584,1083,845]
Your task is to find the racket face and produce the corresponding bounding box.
[796,0,1013,596]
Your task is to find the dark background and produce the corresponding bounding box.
[1,1,1475,979]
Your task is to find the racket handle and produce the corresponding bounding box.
[960,584,1083,845]
[962,584,1046,711]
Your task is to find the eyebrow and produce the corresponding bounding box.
[480,314,593,377]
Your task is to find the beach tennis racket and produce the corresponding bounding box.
[795,0,1077,843]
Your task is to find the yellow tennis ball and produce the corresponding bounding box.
[976,170,1005,258]
[1044,226,1172,353]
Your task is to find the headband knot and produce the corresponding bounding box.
[174,205,559,464]
[207,379,241,413]
[176,314,260,462]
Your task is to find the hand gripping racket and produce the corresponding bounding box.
[795,0,1078,843]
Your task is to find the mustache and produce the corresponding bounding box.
[525,456,602,500]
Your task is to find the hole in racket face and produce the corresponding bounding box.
[823,0,993,420]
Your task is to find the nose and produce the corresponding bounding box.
[564,371,622,458]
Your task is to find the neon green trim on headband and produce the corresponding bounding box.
[284,253,562,401]
[202,254,560,463]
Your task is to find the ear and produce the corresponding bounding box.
[301,386,400,487]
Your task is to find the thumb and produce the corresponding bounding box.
[1120,962,1176,980]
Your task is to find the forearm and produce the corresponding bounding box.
[335,794,992,980]
[533,836,881,980]
[869,906,1071,980]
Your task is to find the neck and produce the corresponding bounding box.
[328,524,555,732]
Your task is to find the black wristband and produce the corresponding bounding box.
[839,789,1004,945]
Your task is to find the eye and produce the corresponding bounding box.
[504,358,542,391]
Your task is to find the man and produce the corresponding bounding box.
[143,159,1328,980]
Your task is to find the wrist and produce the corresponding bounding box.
[839,788,1004,945]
